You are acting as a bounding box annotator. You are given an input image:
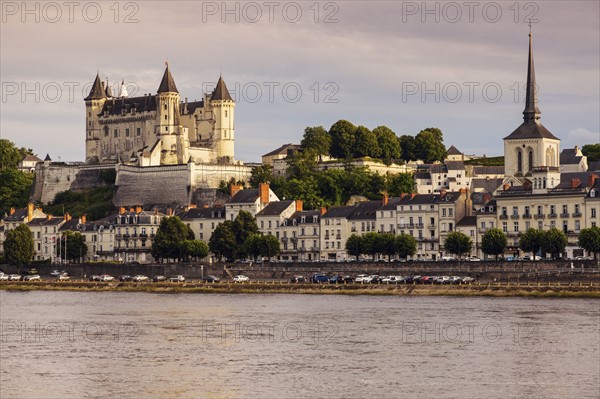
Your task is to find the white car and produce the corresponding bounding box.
[8,274,22,281]
[24,274,41,281]
[50,270,61,276]
[466,256,481,262]
[132,275,149,282]
[99,274,114,282]
[233,275,250,282]
[169,275,186,282]
[58,274,71,281]
[355,274,369,283]
[0,273,9,281]
[381,276,403,283]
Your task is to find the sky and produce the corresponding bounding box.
[1,1,598,163]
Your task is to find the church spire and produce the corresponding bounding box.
[157,62,179,93]
[523,23,540,123]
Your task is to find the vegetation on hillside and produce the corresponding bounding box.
[464,156,504,166]
[44,187,115,221]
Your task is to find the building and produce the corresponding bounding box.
[224,183,279,221]
[18,154,42,173]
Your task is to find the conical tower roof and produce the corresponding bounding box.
[157,63,179,93]
[211,75,233,101]
[85,73,106,100]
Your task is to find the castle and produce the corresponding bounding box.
[85,64,236,166]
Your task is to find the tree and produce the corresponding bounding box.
[415,128,447,163]
[245,234,263,261]
[346,234,363,258]
[301,126,331,161]
[151,217,193,261]
[0,139,22,170]
[56,231,88,262]
[283,177,324,210]
[353,125,380,158]
[180,240,209,261]
[581,143,600,162]
[232,211,260,259]
[377,232,397,260]
[328,120,357,159]
[578,226,600,259]
[209,220,236,261]
[541,228,568,259]
[386,173,414,196]
[398,135,417,161]
[395,233,417,259]
[286,149,318,180]
[362,232,380,259]
[444,231,473,258]
[0,169,34,216]
[4,224,34,266]
[519,228,543,258]
[259,234,280,261]
[373,126,401,165]
[249,164,274,187]
[481,228,507,260]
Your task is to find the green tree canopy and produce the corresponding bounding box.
[398,135,417,162]
[481,228,507,259]
[541,228,568,259]
[249,164,274,187]
[395,233,417,259]
[578,226,600,259]
[444,231,473,258]
[346,234,363,258]
[0,139,22,170]
[581,144,600,162]
[328,120,357,159]
[282,177,324,210]
[209,220,236,261]
[373,126,401,165]
[519,228,543,258]
[151,216,193,261]
[286,149,319,180]
[259,234,280,261]
[56,230,88,262]
[354,125,380,159]
[180,239,209,261]
[301,126,331,161]
[376,232,397,260]
[232,211,260,259]
[386,173,414,196]
[415,128,447,163]
[0,169,34,216]
[4,224,34,266]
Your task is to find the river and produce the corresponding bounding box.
[0,292,598,398]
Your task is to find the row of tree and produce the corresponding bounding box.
[301,123,447,164]
[345,232,417,260]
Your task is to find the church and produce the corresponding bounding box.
[84,64,236,166]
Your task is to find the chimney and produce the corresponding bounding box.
[119,207,126,214]
[588,173,598,188]
[135,206,142,214]
[167,208,173,216]
[9,207,15,215]
[410,193,417,200]
[129,207,134,212]
[483,193,492,203]
[503,183,510,191]
[188,204,197,209]
[81,214,86,224]
[295,200,303,212]
[320,206,327,216]
[46,214,52,220]
[382,194,389,206]
[27,202,34,222]
[230,184,242,198]
[400,193,408,199]
[439,189,447,198]
[259,182,270,204]
[571,178,581,188]
[154,208,159,215]
[64,212,71,221]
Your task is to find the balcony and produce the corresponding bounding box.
[548,213,557,219]
[499,214,508,220]
[560,213,569,218]
[572,212,582,218]
[522,214,531,219]
[414,223,424,229]
[534,214,545,220]
[478,228,487,233]
[507,231,520,237]
[532,166,560,173]
[510,214,519,220]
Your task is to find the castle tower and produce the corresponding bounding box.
[503,28,560,192]
[156,64,188,164]
[84,73,107,163]
[210,75,235,163]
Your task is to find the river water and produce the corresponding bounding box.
[0,291,598,399]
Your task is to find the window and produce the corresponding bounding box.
[528,150,533,171]
[137,127,141,136]
[550,205,556,215]
[502,222,508,233]
[575,220,580,231]
[442,208,447,217]
[501,207,507,217]
[449,209,453,217]
[125,128,130,137]
[517,151,522,173]
[562,205,568,215]
[470,230,474,237]
[512,206,518,216]
[537,206,543,215]
[513,222,519,232]
[592,209,597,218]
[525,221,530,230]
[524,206,530,216]
[114,129,118,137]
[574,204,580,214]
[225,110,228,117]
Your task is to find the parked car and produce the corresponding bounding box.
[26,268,39,275]
[57,274,70,281]
[0,273,9,281]
[466,256,481,262]
[310,274,329,283]
[132,275,149,282]
[8,274,21,281]
[433,276,451,284]
[440,256,456,262]
[169,275,186,282]
[50,270,61,276]
[381,276,404,284]
[290,275,305,283]
[119,275,133,282]
[99,274,114,282]
[153,275,167,282]
[202,275,220,283]
[89,275,101,281]
[461,276,475,283]
[233,275,250,282]
[449,276,463,284]
[329,275,353,284]
[23,274,41,281]
[355,274,369,283]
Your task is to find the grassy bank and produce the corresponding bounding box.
[1,281,599,298]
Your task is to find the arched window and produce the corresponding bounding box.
[528,150,533,171]
[517,151,522,173]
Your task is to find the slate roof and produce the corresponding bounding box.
[85,74,106,101]
[379,197,403,211]
[347,201,381,220]
[414,172,431,180]
[101,95,158,115]
[262,144,301,158]
[227,189,260,204]
[472,166,505,175]
[447,145,462,155]
[287,210,321,224]
[157,65,178,93]
[445,161,465,170]
[430,164,446,174]
[456,216,477,227]
[3,209,29,222]
[504,120,559,140]
[471,178,503,193]
[560,148,584,165]
[22,154,42,163]
[589,161,600,172]
[256,201,294,216]
[211,76,233,101]
[322,206,355,219]
[179,206,225,220]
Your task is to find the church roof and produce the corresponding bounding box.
[504,120,559,140]
[85,73,106,101]
[211,76,233,101]
[157,64,179,93]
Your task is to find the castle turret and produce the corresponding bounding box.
[156,64,188,164]
[210,75,235,163]
[84,73,107,163]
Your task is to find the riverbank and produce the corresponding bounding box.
[1,281,599,298]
